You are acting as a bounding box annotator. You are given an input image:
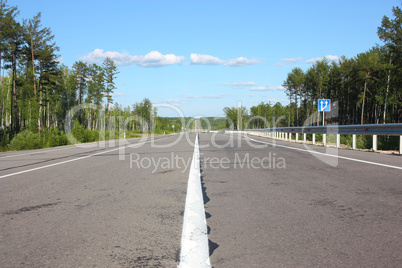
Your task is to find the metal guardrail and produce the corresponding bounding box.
[242,123,402,135]
[226,123,402,154]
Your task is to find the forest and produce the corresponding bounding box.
[223,5,401,131]
[0,1,183,151]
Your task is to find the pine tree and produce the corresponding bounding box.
[102,57,118,131]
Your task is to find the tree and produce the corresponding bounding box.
[377,5,402,123]
[23,12,59,134]
[86,63,104,129]
[355,48,382,124]
[0,0,19,129]
[283,67,304,126]
[133,98,152,132]
[72,61,88,125]
[3,10,24,134]
[223,106,247,129]
[102,57,118,131]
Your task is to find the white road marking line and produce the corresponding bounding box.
[0,136,171,179]
[0,146,74,159]
[179,134,211,268]
[0,147,119,179]
[0,137,148,159]
[248,137,402,170]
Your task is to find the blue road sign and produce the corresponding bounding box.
[318,99,331,112]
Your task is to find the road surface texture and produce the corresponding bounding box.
[200,132,401,267]
[1,135,193,267]
[0,130,401,267]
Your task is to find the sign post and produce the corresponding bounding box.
[318,99,331,126]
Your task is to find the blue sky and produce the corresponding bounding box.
[13,0,399,117]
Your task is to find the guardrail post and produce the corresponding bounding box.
[303,133,306,143]
[323,134,327,146]
[400,136,402,155]
[373,135,377,152]
[289,133,292,142]
[285,133,288,140]
[336,134,340,148]
[353,134,356,149]
[296,133,299,143]
[312,133,316,145]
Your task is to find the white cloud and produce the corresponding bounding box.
[190,53,261,67]
[153,99,188,107]
[281,57,303,63]
[275,57,302,66]
[250,84,285,91]
[224,57,262,67]
[183,94,229,99]
[306,55,339,64]
[219,82,257,89]
[134,51,185,67]
[190,53,224,65]
[305,57,322,64]
[325,55,340,61]
[81,49,185,67]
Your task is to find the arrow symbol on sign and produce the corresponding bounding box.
[321,100,328,111]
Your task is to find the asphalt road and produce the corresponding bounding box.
[200,133,402,267]
[1,132,401,267]
[0,135,193,267]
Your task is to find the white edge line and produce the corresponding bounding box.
[0,146,74,159]
[0,147,119,179]
[179,134,211,268]
[0,136,151,159]
[0,136,171,179]
[248,137,402,170]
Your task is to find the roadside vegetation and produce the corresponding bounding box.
[0,1,191,152]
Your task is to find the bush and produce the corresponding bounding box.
[42,127,68,148]
[8,130,42,151]
[71,123,98,143]
[0,129,11,151]
[378,135,399,150]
